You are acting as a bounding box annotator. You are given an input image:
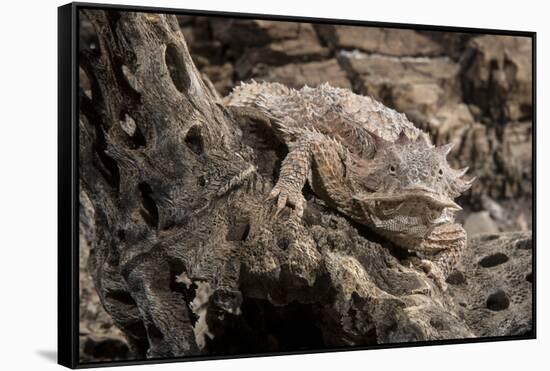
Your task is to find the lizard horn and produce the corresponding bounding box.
[395,130,410,145]
[452,167,469,178]
[437,142,454,157]
[371,132,392,150]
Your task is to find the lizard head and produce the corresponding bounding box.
[352,133,474,238]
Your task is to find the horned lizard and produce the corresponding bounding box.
[225,81,475,288]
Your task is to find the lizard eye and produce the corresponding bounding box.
[438,168,444,176]
[389,165,396,175]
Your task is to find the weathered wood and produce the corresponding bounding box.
[79,9,245,357]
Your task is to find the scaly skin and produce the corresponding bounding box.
[225,81,475,288]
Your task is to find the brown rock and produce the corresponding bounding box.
[316,25,444,56]
[211,19,305,48]
[417,31,474,59]
[201,63,235,96]
[462,35,533,122]
[426,103,475,145]
[446,121,532,200]
[254,59,351,90]
[235,24,330,79]
[338,51,461,121]
[464,211,499,236]
[177,17,223,64]
[498,122,533,195]
[480,195,506,222]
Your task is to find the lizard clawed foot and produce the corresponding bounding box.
[420,259,448,291]
[268,182,307,218]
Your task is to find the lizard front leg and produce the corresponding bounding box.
[269,129,358,222]
[269,132,349,218]
[269,139,312,217]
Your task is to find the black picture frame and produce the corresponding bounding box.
[58,2,537,369]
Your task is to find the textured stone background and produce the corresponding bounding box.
[78,15,533,361]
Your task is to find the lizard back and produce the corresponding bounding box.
[225,81,431,157]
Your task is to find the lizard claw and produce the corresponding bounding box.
[420,259,448,291]
[268,183,306,218]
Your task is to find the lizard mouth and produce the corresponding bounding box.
[354,189,462,211]
[353,191,457,230]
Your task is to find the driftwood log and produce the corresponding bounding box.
[79,10,532,359]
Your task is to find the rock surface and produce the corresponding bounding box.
[338,51,461,122]
[464,211,499,236]
[253,59,352,90]
[315,25,446,57]
[461,35,533,123]
[448,121,532,200]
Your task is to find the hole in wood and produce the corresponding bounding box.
[515,238,532,250]
[226,217,251,242]
[165,43,190,93]
[486,290,510,311]
[119,112,146,148]
[138,182,159,228]
[446,270,466,285]
[277,237,290,251]
[185,125,204,155]
[93,142,120,190]
[146,323,164,341]
[478,253,509,268]
[106,290,137,306]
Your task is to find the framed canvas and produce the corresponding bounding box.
[58,2,536,368]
